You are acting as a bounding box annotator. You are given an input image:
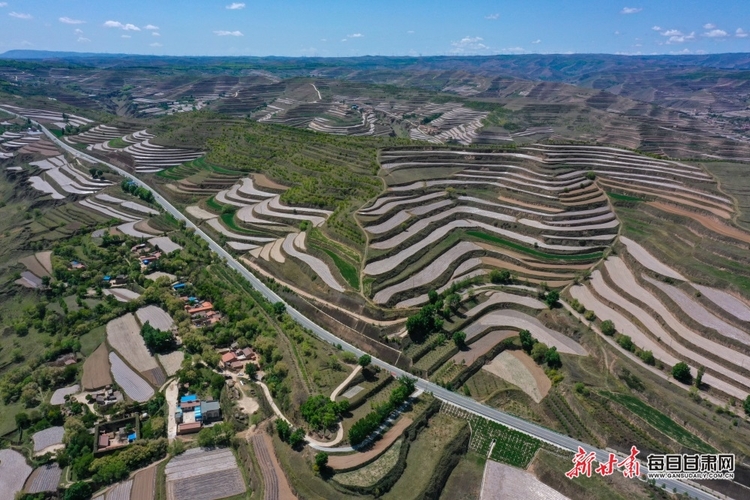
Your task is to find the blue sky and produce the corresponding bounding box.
[0,0,748,57]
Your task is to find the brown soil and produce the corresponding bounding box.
[19,255,50,278]
[451,330,516,365]
[131,464,156,500]
[599,178,733,218]
[648,201,750,244]
[510,350,552,400]
[134,219,163,236]
[82,343,112,390]
[253,173,289,191]
[496,196,564,213]
[328,417,413,471]
[259,433,295,500]
[35,251,53,275]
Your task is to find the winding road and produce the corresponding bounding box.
[12,110,719,500]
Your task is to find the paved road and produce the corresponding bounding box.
[20,113,718,500]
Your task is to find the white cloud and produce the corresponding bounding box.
[652,26,662,31]
[407,30,414,34]
[737,28,749,38]
[74,28,84,35]
[226,2,245,9]
[662,30,695,44]
[348,33,364,38]
[703,23,716,29]
[499,47,526,54]
[59,16,84,25]
[214,30,243,36]
[341,38,347,42]
[9,12,32,19]
[150,42,162,47]
[531,39,541,44]
[152,32,160,37]
[77,37,90,43]
[704,29,728,38]
[620,7,642,14]
[614,30,621,35]
[0,3,7,7]
[104,20,140,31]
[484,13,499,20]
[121,35,131,38]
[144,24,159,30]
[450,36,489,54]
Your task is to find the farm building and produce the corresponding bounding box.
[201,401,221,422]
[94,416,138,454]
[69,260,85,270]
[186,301,214,315]
[177,422,201,435]
[220,352,237,369]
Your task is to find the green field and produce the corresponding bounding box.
[318,246,359,289]
[468,414,544,468]
[606,192,643,202]
[466,231,603,262]
[600,391,715,453]
[108,137,129,149]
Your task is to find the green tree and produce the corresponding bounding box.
[672,362,692,384]
[314,451,328,473]
[519,329,536,353]
[15,411,30,429]
[695,366,705,388]
[141,321,174,354]
[276,419,291,442]
[289,428,305,448]
[452,331,466,348]
[273,302,286,316]
[531,342,549,364]
[639,350,655,366]
[600,320,616,336]
[545,346,562,368]
[428,289,439,304]
[244,362,258,379]
[744,395,750,415]
[64,482,92,500]
[358,354,372,367]
[545,290,560,308]
[490,269,511,284]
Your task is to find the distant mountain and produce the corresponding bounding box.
[0,50,131,60]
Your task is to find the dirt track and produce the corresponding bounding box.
[131,464,156,500]
[251,434,296,500]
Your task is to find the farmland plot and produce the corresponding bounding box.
[103,288,141,302]
[0,449,32,498]
[50,384,79,405]
[483,351,551,403]
[136,305,174,332]
[620,237,685,280]
[82,343,113,390]
[106,314,164,386]
[692,284,750,321]
[32,426,64,453]
[109,352,154,402]
[131,464,157,500]
[165,447,245,500]
[480,460,568,500]
[158,351,185,376]
[26,463,62,494]
[105,479,133,500]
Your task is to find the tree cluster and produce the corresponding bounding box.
[348,376,416,446]
[300,395,349,430]
[141,321,174,354]
[519,329,561,369]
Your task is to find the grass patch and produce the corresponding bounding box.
[79,325,106,356]
[468,413,543,468]
[334,439,403,487]
[0,400,24,436]
[606,192,643,202]
[599,391,715,453]
[108,137,129,149]
[206,197,225,212]
[466,230,603,261]
[317,246,359,289]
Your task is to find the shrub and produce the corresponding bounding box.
[358,354,372,367]
[600,320,616,336]
[519,329,535,353]
[531,342,549,364]
[616,335,634,352]
[489,269,511,284]
[544,290,559,308]
[639,350,655,365]
[314,451,328,473]
[672,362,692,384]
[452,331,466,348]
[584,310,596,321]
[545,347,562,368]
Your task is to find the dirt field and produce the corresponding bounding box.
[329,417,413,470]
[334,439,403,487]
[37,250,54,274]
[136,305,174,332]
[481,460,568,500]
[158,351,185,376]
[107,313,164,386]
[19,254,50,278]
[452,330,516,365]
[253,173,288,191]
[25,463,62,494]
[131,464,157,500]
[165,447,246,500]
[82,343,113,390]
[649,201,750,244]
[482,351,550,403]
